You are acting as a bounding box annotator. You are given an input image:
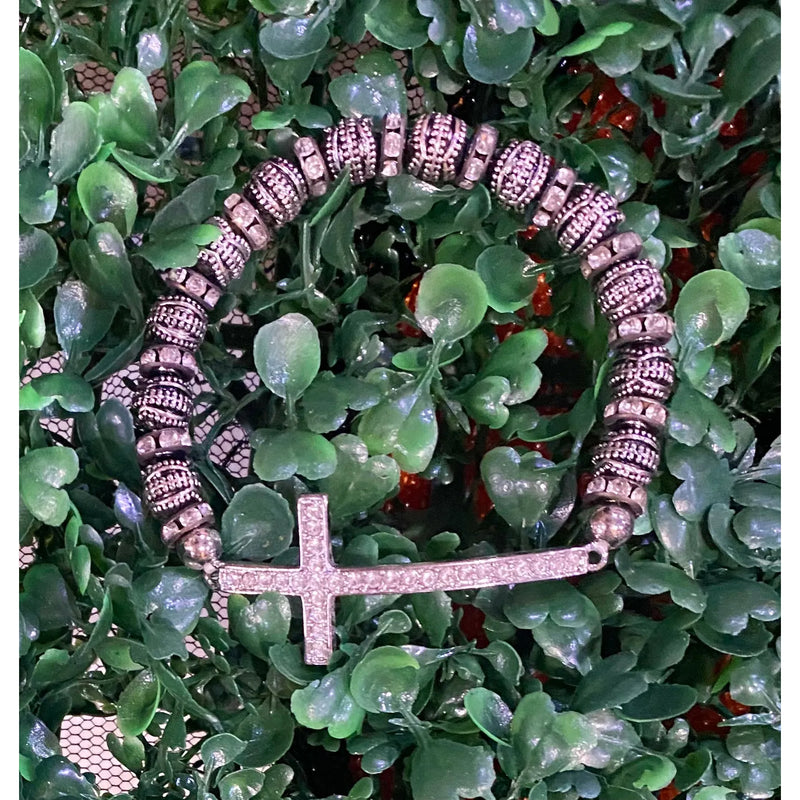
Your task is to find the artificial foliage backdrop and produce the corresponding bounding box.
[19,1,780,799]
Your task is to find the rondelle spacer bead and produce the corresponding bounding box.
[457,123,499,190]
[587,504,635,548]
[603,396,668,432]
[608,343,676,403]
[199,216,252,285]
[244,157,309,228]
[531,164,577,227]
[178,526,223,570]
[609,313,674,347]
[594,258,667,323]
[142,457,203,520]
[161,501,215,546]
[378,113,406,180]
[489,139,552,212]
[583,475,648,516]
[145,294,208,351]
[553,183,623,255]
[132,374,194,431]
[139,344,197,381]
[135,427,192,465]
[323,117,378,186]
[164,267,222,310]
[223,193,271,251]
[293,136,330,197]
[581,231,643,280]
[591,423,661,486]
[406,113,469,184]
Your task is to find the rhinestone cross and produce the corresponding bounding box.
[217,494,609,665]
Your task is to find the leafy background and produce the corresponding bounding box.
[19,1,780,799]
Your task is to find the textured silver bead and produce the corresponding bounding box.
[197,216,252,286]
[223,194,271,251]
[139,344,197,381]
[164,267,223,310]
[145,294,208,351]
[178,526,223,570]
[583,475,648,517]
[323,117,378,186]
[489,139,552,211]
[294,136,330,197]
[407,113,469,184]
[378,113,406,179]
[457,123,499,190]
[135,427,192,466]
[142,457,203,520]
[244,158,308,228]
[553,183,623,254]
[530,164,577,228]
[581,231,643,280]
[603,396,668,433]
[161,502,215,547]
[594,258,667,322]
[591,424,661,486]
[587,504,635,548]
[608,344,675,403]
[132,374,193,431]
[608,313,674,347]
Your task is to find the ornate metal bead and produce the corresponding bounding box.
[223,194,271,251]
[581,231,643,280]
[406,113,469,184]
[594,259,666,322]
[591,423,661,486]
[196,216,252,286]
[608,344,675,403]
[136,427,192,466]
[139,344,197,381]
[178,526,223,570]
[323,117,378,186]
[145,295,208,351]
[603,396,668,433]
[164,267,223,310]
[489,139,552,211]
[294,136,330,197]
[142,457,203,520]
[583,475,648,517]
[132,374,194,431]
[531,165,577,228]
[378,113,406,179]
[161,502,215,547]
[553,183,623,254]
[608,312,674,347]
[244,158,308,228]
[587,504,635,548]
[457,123,499,190]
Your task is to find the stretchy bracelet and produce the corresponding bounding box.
[131,112,675,663]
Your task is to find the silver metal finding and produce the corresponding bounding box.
[244,158,309,227]
[164,267,223,310]
[607,343,676,402]
[142,457,203,520]
[407,113,469,184]
[294,136,330,197]
[131,375,194,431]
[489,139,552,211]
[457,123,499,190]
[553,183,623,254]
[594,258,667,322]
[378,113,406,179]
[323,117,378,186]
[135,427,192,466]
[591,423,661,486]
[145,295,208,351]
[608,312,675,347]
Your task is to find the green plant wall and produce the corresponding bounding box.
[19,1,780,799]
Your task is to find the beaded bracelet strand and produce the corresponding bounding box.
[132,111,675,575]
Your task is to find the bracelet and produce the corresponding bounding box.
[131,112,674,655]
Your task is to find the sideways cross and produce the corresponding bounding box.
[217,494,608,664]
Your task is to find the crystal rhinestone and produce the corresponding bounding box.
[581,231,643,280]
[143,457,203,520]
[131,376,193,432]
[223,193,271,251]
[244,158,309,228]
[456,123,498,190]
[608,343,675,402]
[594,259,667,322]
[135,427,191,465]
[531,165,577,227]
[161,502,215,546]
[587,504,635,548]
[553,183,623,254]
[583,475,646,517]
[145,294,208,351]
[603,396,667,432]
[178,527,223,569]
[489,139,552,211]
[323,117,378,186]
[293,136,330,197]
[164,267,222,310]
[378,113,407,179]
[608,313,674,347]
[406,113,469,184]
[139,344,197,380]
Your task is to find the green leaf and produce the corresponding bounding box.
[253,429,337,481]
[133,568,209,634]
[410,591,451,647]
[463,24,534,85]
[234,700,294,767]
[464,687,513,744]
[136,27,167,75]
[666,442,734,521]
[229,592,291,660]
[19,226,58,289]
[461,376,512,429]
[615,550,706,613]
[219,769,266,800]
[221,484,295,561]
[19,48,55,165]
[149,175,219,237]
[702,578,780,635]
[106,732,145,772]
[49,102,103,183]
[476,245,538,312]
[254,313,320,402]
[350,646,420,713]
[415,263,488,343]
[366,0,429,48]
[76,162,138,236]
[556,21,633,57]
[290,667,366,738]
[20,290,45,350]
[259,12,331,58]
[611,754,676,792]
[27,756,99,800]
[117,669,161,737]
[572,652,648,713]
[19,165,58,225]
[479,329,547,404]
[19,447,79,526]
[718,229,780,289]
[620,684,698,722]
[721,12,780,110]
[20,372,95,413]
[409,739,495,800]
[387,174,456,220]
[200,733,247,770]
[329,51,407,119]
[303,373,381,433]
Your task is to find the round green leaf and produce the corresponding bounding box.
[221,484,294,560]
[290,667,366,739]
[463,24,534,84]
[229,592,292,660]
[234,701,294,768]
[133,568,209,634]
[76,162,138,236]
[259,13,331,58]
[479,328,547,404]
[415,263,488,343]
[718,229,780,289]
[350,646,420,713]
[19,226,58,289]
[200,733,247,771]
[254,313,321,401]
[409,739,495,800]
[19,165,58,225]
[253,430,338,481]
[476,245,538,312]
[620,684,698,722]
[366,0,429,49]
[54,280,115,359]
[49,102,102,183]
[117,670,161,737]
[19,446,79,526]
[19,48,54,164]
[19,373,95,413]
[464,687,513,744]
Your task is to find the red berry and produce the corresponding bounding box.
[700,212,724,242]
[685,704,726,736]
[593,127,614,139]
[651,95,666,119]
[532,669,550,685]
[720,690,750,716]
[740,150,768,177]
[658,782,680,800]
[608,102,639,132]
[495,322,525,342]
[563,110,583,134]
[519,224,540,241]
[473,480,494,520]
[455,602,490,647]
[642,131,662,160]
[397,471,432,510]
[405,277,421,312]
[719,108,747,139]
[532,273,553,316]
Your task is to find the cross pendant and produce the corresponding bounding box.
[217,494,608,665]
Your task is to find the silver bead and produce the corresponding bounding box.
[591,424,661,486]
[587,504,635,548]
[244,158,308,228]
[197,216,252,286]
[132,375,193,431]
[608,344,675,403]
[581,231,643,280]
[223,194,271,251]
[603,396,668,433]
[164,267,223,310]
[457,123,499,190]
[135,426,192,466]
[378,113,406,180]
[608,312,674,348]
[553,183,623,254]
[145,294,208,351]
[142,457,203,520]
[139,344,197,381]
[323,117,378,186]
[594,259,667,323]
[530,165,577,228]
[294,136,330,197]
[178,526,223,570]
[407,113,469,184]
[489,139,552,211]
[161,501,215,547]
[583,475,647,517]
